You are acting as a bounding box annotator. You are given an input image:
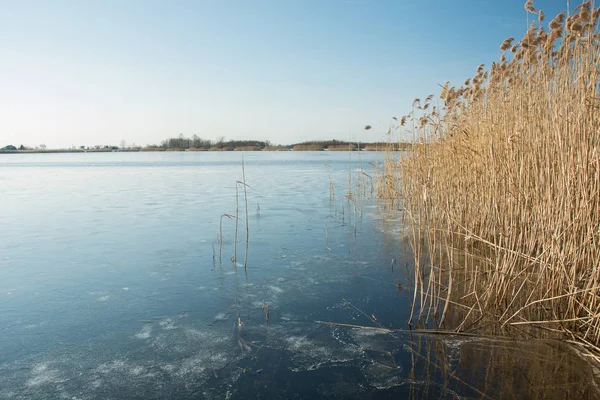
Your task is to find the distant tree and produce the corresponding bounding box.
[120,140,127,149]
[40,144,47,150]
[177,133,186,148]
[1,145,17,150]
[18,144,25,150]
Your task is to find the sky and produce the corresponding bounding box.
[0,0,570,148]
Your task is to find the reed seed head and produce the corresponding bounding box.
[524,0,536,14]
[500,37,515,51]
[593,7,600,23]
[549,12,565,30]
[579,2,591,22]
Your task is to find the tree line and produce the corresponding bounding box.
[147,135,272,150]
[149,135,410,151]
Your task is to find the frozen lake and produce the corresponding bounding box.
[0,151,597,399]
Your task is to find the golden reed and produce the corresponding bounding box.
[380,0,600,358]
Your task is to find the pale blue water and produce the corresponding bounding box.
[0,152,596,399]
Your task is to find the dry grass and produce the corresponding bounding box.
[382,0,600,351]
[328,144,356,151]
[263,145,291,151]
[234,146,261,151]
[364,143,395,151]
[292,144,324,151]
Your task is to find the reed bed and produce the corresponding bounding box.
[383,0,600,353]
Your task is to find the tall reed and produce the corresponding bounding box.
[234,182,239,263]
[384,0,600,353]
[242,156,249,269]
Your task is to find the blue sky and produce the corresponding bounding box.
[0,0,569,148]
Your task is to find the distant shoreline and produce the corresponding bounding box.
[0,147,405,154]
[2,138,411,154]
[0,149,141,154]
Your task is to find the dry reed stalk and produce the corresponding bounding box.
[378,0,600,351]
[324,162,337,216]
[324,163,335,202]
[242,156,249,269]
[219,213,236,264]
[324,215,334,251]
[261,301,269,326]
[345,192,357,236]
[342,298,386,329]
[237,315,252,352]
[346,151,354,232]
[234,182,239,263]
